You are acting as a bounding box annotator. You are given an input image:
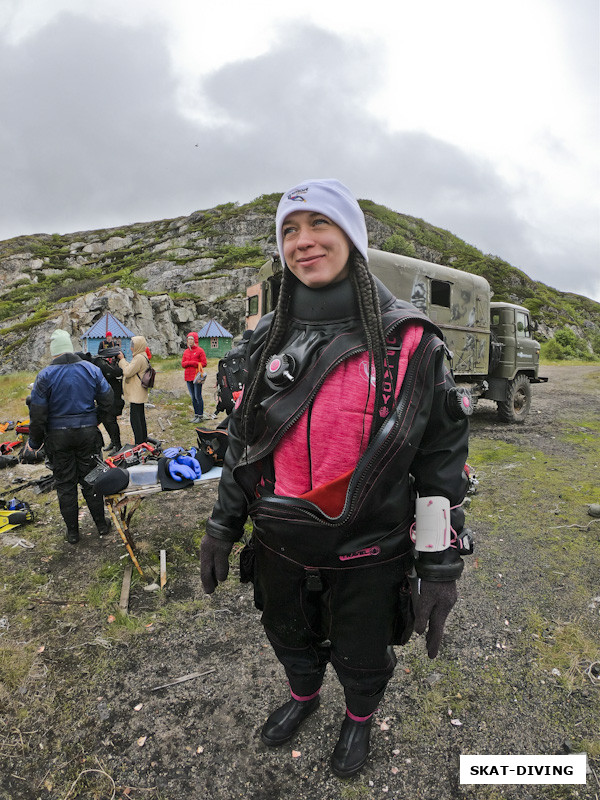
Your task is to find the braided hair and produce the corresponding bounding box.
[241,250,390,447]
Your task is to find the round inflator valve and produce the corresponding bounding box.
[446,386,473,419]
[265,353,296,387]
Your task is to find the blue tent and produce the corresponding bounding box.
[81,312,135,359]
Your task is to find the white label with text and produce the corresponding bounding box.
[460,755,586,784]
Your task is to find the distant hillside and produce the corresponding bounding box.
[1,194,598,371]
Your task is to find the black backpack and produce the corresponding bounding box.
[138,356,156,389]
[215,331,251,415]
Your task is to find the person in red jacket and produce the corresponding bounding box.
[182,332,207,422]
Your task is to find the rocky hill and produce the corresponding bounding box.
[1,193,598,372]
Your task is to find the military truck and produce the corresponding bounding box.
[245,248,547,423]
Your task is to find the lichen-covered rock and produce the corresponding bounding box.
[0,199,597,373]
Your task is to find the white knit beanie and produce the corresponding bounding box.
[50,329,74,357]
[276,179,369,267]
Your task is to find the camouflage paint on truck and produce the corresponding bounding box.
[366,249,491,378]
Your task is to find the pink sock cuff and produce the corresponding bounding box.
[289,687,321,702]
[346,709,374,722]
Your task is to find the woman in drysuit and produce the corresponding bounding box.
[200,179,472,777]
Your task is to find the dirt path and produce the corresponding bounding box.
[1,365,599,800]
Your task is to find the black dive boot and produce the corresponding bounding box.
[331,714,373,777]
[95,517,111,537]
[261,696,320,746]
[65,528,79,544]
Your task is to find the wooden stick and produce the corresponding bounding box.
[106,499,144,577]
[149,669,216,692]
[160,549,167,589]
[119,564,133,614]
[548,522,600,530]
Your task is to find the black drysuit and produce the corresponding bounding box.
[207,277,470,714]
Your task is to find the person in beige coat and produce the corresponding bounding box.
[118,335,149,445]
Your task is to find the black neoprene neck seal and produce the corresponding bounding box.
[288,276,359,322]
[288,273,395,323]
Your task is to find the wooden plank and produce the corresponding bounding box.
[160,549,167,589]
[119,564,133,614]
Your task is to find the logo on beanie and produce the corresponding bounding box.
[288,188,308,202]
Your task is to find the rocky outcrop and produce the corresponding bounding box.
[0,205,275,371]
[1,199,598,373]
[0,285,248,372]
[0,254,46,288]
[80,235,134,255]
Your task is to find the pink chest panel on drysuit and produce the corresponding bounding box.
[273,324,424,499]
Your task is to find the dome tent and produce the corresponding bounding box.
[81,312,135,359]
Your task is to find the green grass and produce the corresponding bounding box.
[0,641,38,692]
[559,417,600,446]
[84,562,128,609]
[463,438,599,780]
[541,356,600,366]
[468,438,598,596]
[339,785,372,799]
[527,611,600,693]
[0,370,37,422]
[470,440,524,464]
[0,568,51,613]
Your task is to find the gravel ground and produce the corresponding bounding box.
[1,364,599,800]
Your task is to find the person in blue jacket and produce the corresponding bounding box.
[25,329,114,544]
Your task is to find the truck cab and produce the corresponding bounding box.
[484,302,546,422]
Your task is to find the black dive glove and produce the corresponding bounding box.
[412,507,474,659]
[413,578,458,659]
[200,534,234,594]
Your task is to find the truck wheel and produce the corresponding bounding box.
[497,375,531,423]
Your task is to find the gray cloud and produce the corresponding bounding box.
[0,14,204,231]
[549,0,600,110]
[0,13,597,300]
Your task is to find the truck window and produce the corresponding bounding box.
[516,312,531,337]
[431,280,451,308]
[247,295,259,317]
[491,313,501,326]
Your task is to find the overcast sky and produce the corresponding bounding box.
[1,0,598,300]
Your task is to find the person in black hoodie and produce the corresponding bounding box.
[91,346,124,455]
